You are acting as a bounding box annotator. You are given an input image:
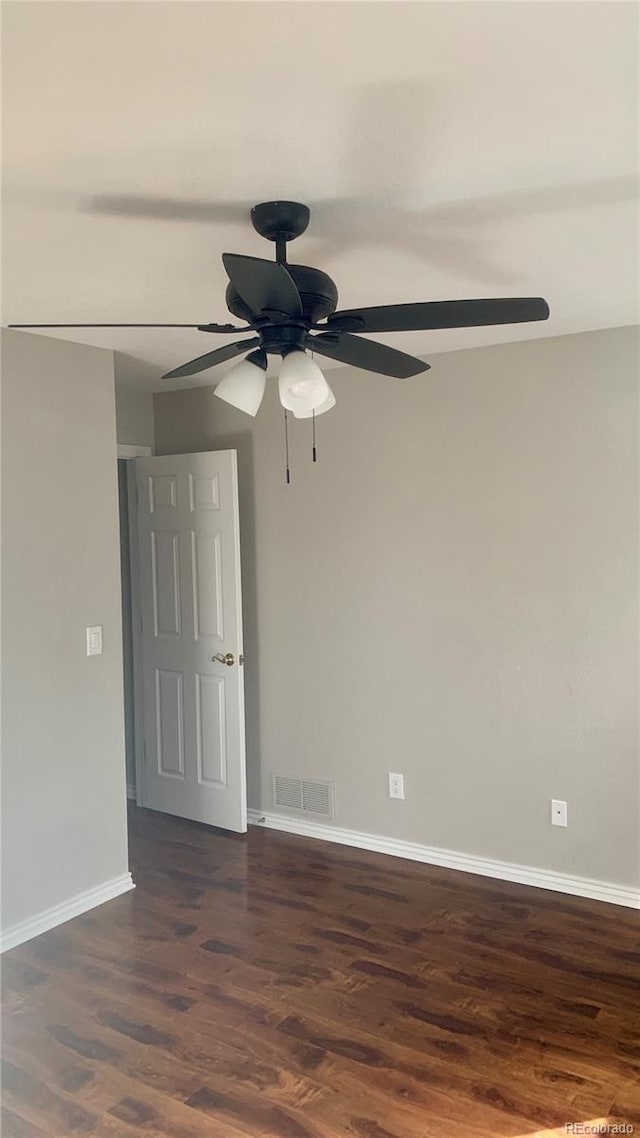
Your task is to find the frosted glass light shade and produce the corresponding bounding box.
[214,358,266,417]
[292,384,336,418]
[278,350,330,413]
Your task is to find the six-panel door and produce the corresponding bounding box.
[135,451,247,832]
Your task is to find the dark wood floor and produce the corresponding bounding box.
[2,807,639,1138]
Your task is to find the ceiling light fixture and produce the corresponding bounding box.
[278,349,331,414]
[213,349,267,416]
[214,346,336,483]
[214,345,337,419]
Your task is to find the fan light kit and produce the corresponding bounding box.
[9,199,550,482]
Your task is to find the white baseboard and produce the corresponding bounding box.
[0,873,135,954]
[248,810,639,911]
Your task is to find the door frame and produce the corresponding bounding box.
[117,444,152,804]
[117,444,153,461]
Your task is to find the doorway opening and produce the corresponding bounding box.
[117,445,152,805]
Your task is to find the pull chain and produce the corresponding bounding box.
[309,344,318,464]
[284,409,291,484]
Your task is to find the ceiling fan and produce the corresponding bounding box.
[9,199,550,420]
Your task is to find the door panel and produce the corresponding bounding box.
[151,531,181,637]
[191,531,224,640]
[189,472,220,511]
[155,669,185,779]
[149,473,178,511]
[195,673,227,786]
[135,451,246,832]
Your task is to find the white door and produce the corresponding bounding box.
[135,450,247,832]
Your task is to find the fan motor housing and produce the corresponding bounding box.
[225,264,338,326]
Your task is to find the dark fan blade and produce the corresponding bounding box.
[8,322,215,329]
[308,333,430,378]
[222,254,302,319]
[326,297,550,334]
[198,322,256,333]
[162,337,260,380]
[8,322,256,334]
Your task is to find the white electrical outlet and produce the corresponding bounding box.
[388,772,404,800]
[551,799,568,827]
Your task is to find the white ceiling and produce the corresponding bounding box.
[2,1,638,393]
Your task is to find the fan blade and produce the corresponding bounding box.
[326,297,550,334]
[8,322,215,329]
[162,337,260,380]
[198,323,256,333]
[308,333,430,378]
[8,322,256,335]
[222,253,302,319]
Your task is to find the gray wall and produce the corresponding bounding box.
[1,329,130,933]
[114,354,157,448]
[114,381,155,448]
[154,326,639,889]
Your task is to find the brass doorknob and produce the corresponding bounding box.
[212,652,235,667]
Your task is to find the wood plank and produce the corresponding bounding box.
[2,804,638,1138]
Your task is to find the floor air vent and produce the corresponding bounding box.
[272,775,335,820]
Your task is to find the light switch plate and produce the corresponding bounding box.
[551,799,568,827]
[86,626,103,656]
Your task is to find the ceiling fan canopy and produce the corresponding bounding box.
[9,198,550,394]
